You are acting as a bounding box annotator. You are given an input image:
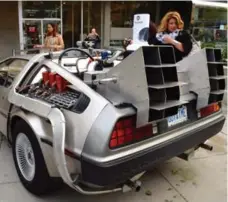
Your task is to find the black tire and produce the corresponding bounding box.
[12,120,62,195]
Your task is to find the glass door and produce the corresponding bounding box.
[22,19,62,51]
[21,1,62,51]
[83,2,102,38]
[43,19,62,35]
[42,19,62,45]
[62,1,81,48]
[23,20,42,50]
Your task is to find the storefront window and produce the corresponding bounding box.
[21,1,62,51]
[22,20,61,50]
[191,5,227,58]
[22,1,61,18]
[43,20,61,35]
[111,1,140,28]
[23,20,42,49]
[111,1,157,28]
[62,1,81,48]
[83,2,101,37]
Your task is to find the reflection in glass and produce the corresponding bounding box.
[43,20,61,36]
[83,2,101,38]
[111,1,139,28]
[23,20,42,50]
[62,1,81,48]
[111,1,157,28]
[191,5,227,58]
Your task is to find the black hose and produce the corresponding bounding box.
[75,57,87,79]
[58,47,94,65]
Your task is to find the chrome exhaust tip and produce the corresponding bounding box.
[124,180,142,192]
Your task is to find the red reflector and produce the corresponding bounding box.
[109,116,153,149]
[200,103,220,117]
[124,118,133,127]
[143,125,153,136]
[111,131,117,139]
[118,137,125,145]
[135,131,143,140]
[110,139,117,148]
[117,129,124,137]
[125,135,133,142]
[125,128,133,135]
[116,121,123,129]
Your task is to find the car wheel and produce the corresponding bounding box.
[12,120,62,195]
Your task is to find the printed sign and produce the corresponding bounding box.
[132,14,150,44]
[28,26,36,33]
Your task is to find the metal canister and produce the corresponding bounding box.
[56,75,63,92]
[49,72,56,87]
[42,71,49,85]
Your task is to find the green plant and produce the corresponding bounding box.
[201,42,215,49]
[222,47,227,59]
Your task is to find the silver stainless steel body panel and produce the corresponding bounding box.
[83,104,136,161]
[0,87,10,135]
[52,57,90,73]
[176,49,210,109]
[96,47,150,127]
[5,52,136,193]
[0,56,32,135]
[83,110,224,165]
[10,108,65,177]
[8,57,110,153]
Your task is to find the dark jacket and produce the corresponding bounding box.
[148,30,193,62]
[85,34,101,48]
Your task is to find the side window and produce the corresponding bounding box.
[0,59,28,87]
[0,59,12,86]
[31,67,48,84]
[0,59,12,69]
[7,59,28,78]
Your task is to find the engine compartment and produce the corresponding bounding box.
[17,70,90,113]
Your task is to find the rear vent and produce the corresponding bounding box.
[205,48,226,104]
[71,93,90,113]
[143,46,189,122]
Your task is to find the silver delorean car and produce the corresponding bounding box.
[0,46,226,196]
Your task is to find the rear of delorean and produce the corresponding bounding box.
[8,45,226,195]
[74,46,226,190]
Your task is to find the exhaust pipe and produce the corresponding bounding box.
[199,143,213,151]
[125,180,142,192]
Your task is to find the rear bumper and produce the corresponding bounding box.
[81,113,225,187]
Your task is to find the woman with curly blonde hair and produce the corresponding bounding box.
[148,11,192,62]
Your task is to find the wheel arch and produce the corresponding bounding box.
[9,109,61,177]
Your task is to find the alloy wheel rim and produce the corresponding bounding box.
[15,133,35,181]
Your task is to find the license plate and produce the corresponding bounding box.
[167,106,188,127]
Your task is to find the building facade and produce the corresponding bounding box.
[0,1,226,59]
[0,1,194,58]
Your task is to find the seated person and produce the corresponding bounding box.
[84,28,101,49]
[148,11,193,62]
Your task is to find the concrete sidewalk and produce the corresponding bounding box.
[0,119,227,202]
